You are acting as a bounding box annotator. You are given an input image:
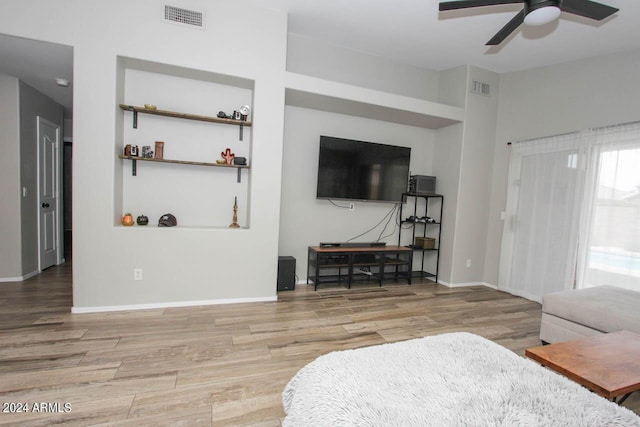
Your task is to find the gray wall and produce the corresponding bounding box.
[19,81,64,275]
[0,76,63,280]
[486,48,640,287]
[0,74,21,279]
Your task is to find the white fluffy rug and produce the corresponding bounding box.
[282,332,640,426]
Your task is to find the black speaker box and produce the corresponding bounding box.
[277,256,296,291]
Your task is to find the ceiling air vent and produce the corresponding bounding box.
[470,80,490,96]
[163,5,204,29]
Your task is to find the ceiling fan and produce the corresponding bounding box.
[438,0,619,45]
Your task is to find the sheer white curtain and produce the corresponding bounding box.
[500,122,640,302]
[499,133,587,302]
[576,122,640,291]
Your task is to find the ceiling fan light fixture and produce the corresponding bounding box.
[524,5,561,26]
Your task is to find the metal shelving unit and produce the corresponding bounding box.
[398,193,443,283]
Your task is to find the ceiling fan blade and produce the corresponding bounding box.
[486,9,525,45]
[560,0,619,20]
[439,0,522,11]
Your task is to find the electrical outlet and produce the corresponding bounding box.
[466,259,472,268]
[133,268,143,281]
[349,203,355,211]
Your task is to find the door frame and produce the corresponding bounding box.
[37,116,63,271]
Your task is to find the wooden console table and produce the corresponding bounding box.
[307,245,412,290]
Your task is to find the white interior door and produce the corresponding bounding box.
[38,117,60,270]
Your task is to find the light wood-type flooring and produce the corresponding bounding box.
[1,261,638,425]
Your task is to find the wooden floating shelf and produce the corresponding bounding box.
[119,104,252,127]
[119,104,251,140]
[119,155,249,182]
[119,155,249,168]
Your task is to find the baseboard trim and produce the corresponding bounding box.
[0,270,40,282]
[437,280,497,289]
[71,295,278,314]
[289,279,498,290]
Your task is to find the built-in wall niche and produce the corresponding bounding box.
[114,57,254,228]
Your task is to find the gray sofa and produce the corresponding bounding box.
[540,285,640,344]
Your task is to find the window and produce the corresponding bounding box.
[582,146,640,290]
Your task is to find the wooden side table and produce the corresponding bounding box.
[526,331,640,404]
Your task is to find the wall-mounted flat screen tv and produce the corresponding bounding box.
[316,136,411,203]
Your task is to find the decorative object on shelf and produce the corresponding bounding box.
[239,105,250,121]
[136,215,149,226]
[141,146,153,158]
[121,213,135,226]
[158,213,177,227]
[233,157,247,166]
[229,196,240,228]
[154,141,164,159]
[124,144,139,156]
[215,159,226,165]
[238,105,250,141]
[414,237,435,249]
[233,110,241,120]
[221,148,235,165]
[217,111,230,119]
[144,104,157,110]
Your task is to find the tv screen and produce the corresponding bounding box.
[316,136,410,203]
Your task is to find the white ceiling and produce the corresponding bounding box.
[0,33,73,118]
[267,0,638,73]
[1,0,639,118]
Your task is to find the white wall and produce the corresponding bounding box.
[0,0,288,310]
[279,106,435,280]
[287,34,440,102]
[0,74,21,280]
[486,49,640,287]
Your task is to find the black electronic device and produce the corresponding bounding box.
[409,175,436,195]
[277,256,296,291]
[319,242,387,248]
[316,136,410,203]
